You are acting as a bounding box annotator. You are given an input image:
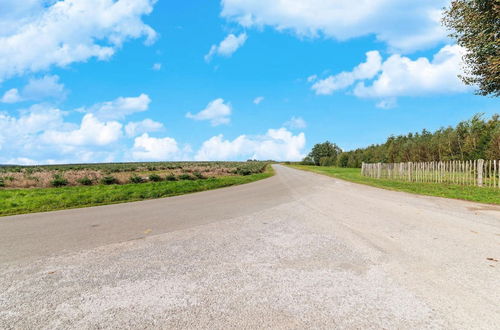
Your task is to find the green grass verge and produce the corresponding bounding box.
[0,166,274,217]
[290,165,500,205]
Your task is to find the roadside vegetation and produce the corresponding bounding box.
[0,162,273,216]
[0,161,267,189]
[302,114,499,168]
[291,165,499,205]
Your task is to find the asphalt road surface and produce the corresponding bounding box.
[1,165,499,329]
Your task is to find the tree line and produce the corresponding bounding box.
[303,113,500,168]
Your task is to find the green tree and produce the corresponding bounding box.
[443,0,500,96]
[308,141,342,166]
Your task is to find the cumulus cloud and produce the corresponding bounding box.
[41,114,123,147]
[186,98,232,126]
[0,95,164,164]
[1,88,22,103]
[86,94,151,120]
[253,96,264,105]
[221,0,449,53]
[131,133,181,161]
[284,116,307,129]
[195,127,306,161]
[310,45,469,106]
[125,119,164,137]
[1,75,66,103]
[353,45,470,98]
[205,33,247,62]
[312,51,382,95]
[0,0,157,82]
[152,63,162,71]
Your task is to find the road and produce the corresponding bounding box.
[1,165,499,329]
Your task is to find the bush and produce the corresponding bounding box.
[129,175,145,184]
[165,174,177,181]
[0,178,4,187]
[235,168,252,176]
[148,174,162,182]
[51,174,68,187]
[77,177,93,186]
[101,176,118,185]
[178,173,194,180]
[193,171,206,179]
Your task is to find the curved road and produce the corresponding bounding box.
[1,165,499,328]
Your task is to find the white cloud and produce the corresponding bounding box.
[195,127,306,161]
[0,96,168,164]
[132,133,181,161]
[205,33,247,62]
[0,0,157,82]
[1,88,22,103]
[87,93,151,120]
[125,119,164,137]
[221,0,449,53]
[312,51,382,95]
[41,114,123,147]
[307,75,318,83]
[152,63,162,71]
[376,98,397,109]
[253,96,264,105]
[310,45,470,105]
[23,75,66,100]
[284,116,307,129]
[1,75,66,103]
[353,45,470,98]
[186,98,232,126]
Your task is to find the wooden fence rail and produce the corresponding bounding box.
[361,159,500,188]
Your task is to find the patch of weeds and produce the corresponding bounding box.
[51,174,68,187]
[148,174,162,182]
[178,173,195,180]
[101,176,119,185]
[165,174,177,181]
[77,177,93,186]
[193,171,206,179]
[129,175,145,184]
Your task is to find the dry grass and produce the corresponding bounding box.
[0,162,264,188]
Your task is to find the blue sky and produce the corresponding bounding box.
[0,0,498,164]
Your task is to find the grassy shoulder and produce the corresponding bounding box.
[290,165,500,205]
[0,166,274,217]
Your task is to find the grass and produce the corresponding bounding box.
[290,165,500,205]
[0,166,274,217]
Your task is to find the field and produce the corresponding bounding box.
[0,162,273,216]
[0,162,267,188]
[290,165,500,205]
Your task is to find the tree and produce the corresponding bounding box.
[443,0,500,96]
[307,141,342,165]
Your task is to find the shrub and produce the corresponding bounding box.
[129,175,145,184]
[101,176,118,185]
[51,174,68,187]
[148,174,162,182]
[193,171,206,179]
[178,173,194,180]
[165,174,177,181]
[77,177,93,186]
[235,168,252,176]
[0,178,4,187]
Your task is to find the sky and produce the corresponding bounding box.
[0,0,498,165]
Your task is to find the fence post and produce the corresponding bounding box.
[361,162,365,176]
[477,159,484,186]
[377,163,381,179]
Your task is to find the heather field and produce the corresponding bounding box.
[0,162,273,216]
[0,161,268,189]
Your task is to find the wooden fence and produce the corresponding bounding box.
[361,159,500,188]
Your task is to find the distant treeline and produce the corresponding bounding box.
[303,114,500,168]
